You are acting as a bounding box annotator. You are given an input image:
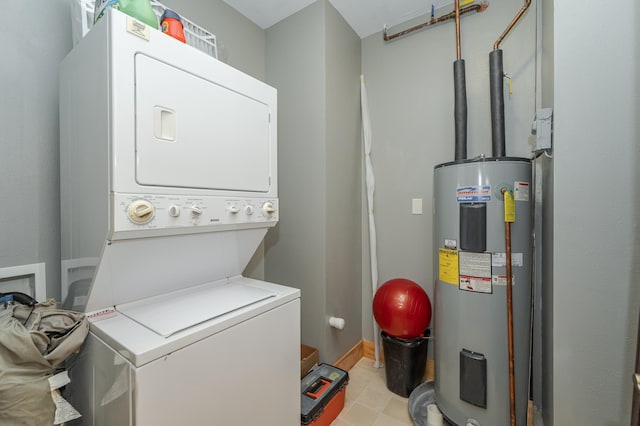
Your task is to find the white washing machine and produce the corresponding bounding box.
[59,9,300,425]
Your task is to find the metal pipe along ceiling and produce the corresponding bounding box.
[382,3,489,42]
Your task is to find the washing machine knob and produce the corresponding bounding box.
[128,200,155,224]
[262,202,276,216]
[245,205,254,215]
[190,206,203,216]
[228,205,240,214]
[168,205,181,217]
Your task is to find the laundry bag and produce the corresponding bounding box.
[0,299,89,426]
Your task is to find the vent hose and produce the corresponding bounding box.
[360,75,382,368]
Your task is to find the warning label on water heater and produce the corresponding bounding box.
[514,181,530,201]
[460,276,492,293]
[458,251,493,294]
[439,248,459,285]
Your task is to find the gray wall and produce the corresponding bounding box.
[360,0,538,342]
[324,2,363,363]
[161,0,266,81]
[265,1,327,355]
[552,0,640,424]
[265,0,362,363]
[1,0,73,299]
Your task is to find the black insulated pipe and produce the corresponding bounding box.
[490,49,505,157]
[454,59,468,161]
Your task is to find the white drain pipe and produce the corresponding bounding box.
[360,75,382,368]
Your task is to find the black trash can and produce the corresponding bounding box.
[381,330,429,397]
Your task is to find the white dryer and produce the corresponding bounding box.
[59,9,300,425]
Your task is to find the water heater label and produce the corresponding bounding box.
[460,276,492,293]
[457,185,491,202]
[492,275,516,286]
[458,251,493,294]
[458,251,492,278]
[514,181,530,201]
[492,252,523,267]
[438,248,459,285]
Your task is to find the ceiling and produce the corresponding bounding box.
[222,0,457,39]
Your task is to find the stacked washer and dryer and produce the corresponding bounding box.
[59,9,300,425]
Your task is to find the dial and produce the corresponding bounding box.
[190,206,203,216]
[228,205,240,214]
[168,205,181,217]
[262,202,276,216]
[245,205,254,215]
[127,199,155,224]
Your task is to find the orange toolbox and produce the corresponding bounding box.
[301,363,349,426]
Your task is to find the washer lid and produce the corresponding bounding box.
[117,281,276,337]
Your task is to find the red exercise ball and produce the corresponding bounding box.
[373,278,432,338]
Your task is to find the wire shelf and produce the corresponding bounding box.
[76,0,218,59]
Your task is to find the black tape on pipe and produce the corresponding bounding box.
[454,59,467,161]
[490,49,506,157]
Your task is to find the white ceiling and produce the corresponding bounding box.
[222,0,457,39]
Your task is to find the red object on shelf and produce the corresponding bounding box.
[160,9,186,43]
[373,278,432,338]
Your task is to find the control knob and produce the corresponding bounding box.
[168,205,181,217]
[128,199,155,224]
[262,202,276,216]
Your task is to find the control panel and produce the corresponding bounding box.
[113,193,278,233]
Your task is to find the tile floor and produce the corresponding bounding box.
[332,357,414,426]
[332,358,543,426]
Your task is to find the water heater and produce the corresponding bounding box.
[433,157,531,425]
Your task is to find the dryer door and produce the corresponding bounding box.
[134,53,273,193]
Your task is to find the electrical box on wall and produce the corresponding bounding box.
[532,108,553,151]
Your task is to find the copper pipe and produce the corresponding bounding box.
[494,0,532,50]
[501,188,516,426]
[455,0,462,60]
[505,220,516,426]
[383,3,489,42]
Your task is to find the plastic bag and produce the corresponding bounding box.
[0,299,89,426]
